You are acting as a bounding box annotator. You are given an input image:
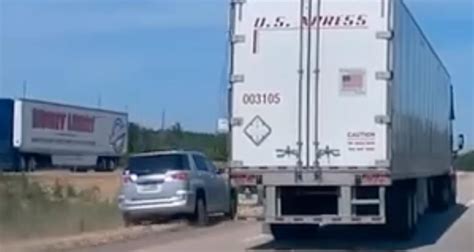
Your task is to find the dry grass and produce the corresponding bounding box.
[27,171,121,201]
[0,174,123,242]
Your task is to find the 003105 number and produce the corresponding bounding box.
[242,93,281,105]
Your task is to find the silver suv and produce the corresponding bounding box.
[118,151,236,226]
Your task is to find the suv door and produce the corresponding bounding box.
[205,159,229,213]
[192,155,219,213]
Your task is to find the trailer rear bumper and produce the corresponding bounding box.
[263,215,386,225]
[231,167,392,187]
[236,180,388,227]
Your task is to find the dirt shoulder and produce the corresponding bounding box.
[1,222,187,252]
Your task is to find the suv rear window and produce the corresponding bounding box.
[127,154,189,175]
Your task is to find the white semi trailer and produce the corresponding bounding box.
[0,98,128,172]
[226,0,464,239]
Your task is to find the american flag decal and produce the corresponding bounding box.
[340,69,366,95]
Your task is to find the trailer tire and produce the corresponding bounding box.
[19,156,36,172]
[429,175,456,211]
[386,182,416,240]
[27,157,37,172]
[18,156,27,172]
[107,159,117,172]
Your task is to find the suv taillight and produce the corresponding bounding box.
[123,174,137,184]
[170,172,188,181]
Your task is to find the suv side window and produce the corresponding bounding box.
[193,155,208,172]
[205,159,218,174]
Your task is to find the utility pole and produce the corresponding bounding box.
[161,109,166,131]
[97,93,102,108]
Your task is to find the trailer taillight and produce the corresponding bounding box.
[357,173,391,186]
[231,173,261,185]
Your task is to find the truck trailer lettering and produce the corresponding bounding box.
[67,114,95,133]
[253,14,368,29]
[33,109,67,131]
[32,109,95,133]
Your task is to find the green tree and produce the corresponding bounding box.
[127,122,228,161]
[455,151,474,171]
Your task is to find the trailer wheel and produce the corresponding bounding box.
[386,182,416,240]
[19,156,36,172]
[18,156,27,172]
[27,157,37,172]
[107,159,117,172]
[429,175,456,211]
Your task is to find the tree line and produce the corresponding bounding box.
[456,151,474,171]
[127,122,228,161]
[127,122,474,171]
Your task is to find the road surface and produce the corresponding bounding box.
[73,173,474,252]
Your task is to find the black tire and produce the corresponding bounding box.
[107,159,117,172]
[386,183,416,240]
[27,157,37,172]
[18,156,27,172]
[430,175,456,211]
[193,197,209,227]
[225,193,237,220]
[123,215,140,227]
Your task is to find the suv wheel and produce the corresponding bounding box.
[123,215,140,227]
[193,197,209,226]
[225,194,237,220]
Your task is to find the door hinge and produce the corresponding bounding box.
[375,115,391,125]
[231,0,246,21]
[231,117,244,127]
[376,71,393,81]
[231,34,246,44]
[230,74,245,83]
[376,30,393,40]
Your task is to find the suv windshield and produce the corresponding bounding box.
[127,154,189,175]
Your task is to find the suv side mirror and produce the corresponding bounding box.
[457,134,465,151]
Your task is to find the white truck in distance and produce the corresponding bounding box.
[0,98,128,172]
[226,0,464,239]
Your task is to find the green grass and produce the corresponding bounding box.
[0,174,122,241]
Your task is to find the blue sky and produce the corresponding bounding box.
[0,0,473,148]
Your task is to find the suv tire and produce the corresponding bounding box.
[193,197,209,227]
[123,215,140,227]
[225,193,237,220]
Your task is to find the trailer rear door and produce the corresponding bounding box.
[231,0,390,169]
[231,0,303,168]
